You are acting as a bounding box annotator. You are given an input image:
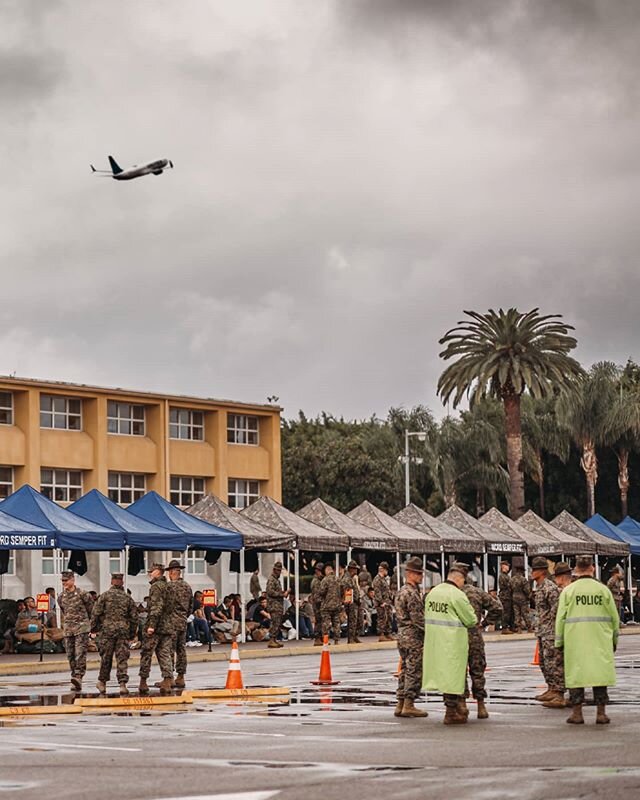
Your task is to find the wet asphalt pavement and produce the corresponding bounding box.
[0,636,639,800]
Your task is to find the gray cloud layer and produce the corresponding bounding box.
[2,1,640,418]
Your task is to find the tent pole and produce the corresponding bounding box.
[55,548,62,627]
[595,553,600,580]
[396,552,401,592]
[628,554,635,623]
[240,548,246,643]
[440,551,445,582]
[124,545,129,591]
[335,553,339,573]
[294,549,300,641]
[483,553,489,591]
[524,553,529,579]
[347,546,352,566]
[422,554,427,590]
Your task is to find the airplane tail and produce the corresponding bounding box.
[108,156,123,175]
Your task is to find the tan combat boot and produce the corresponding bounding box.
[477,699,489,719]
[268,639,283,648]
[119,683,129,695]
[138,678,150,695]
[70,677,82,692]
[399,698,428,718]
[394,699,404,717]
[566,703,584,724]
[174,674,186,689]
[542,691,568,709]
[535,689,553,702]
[443,706,467,725]
[313,639,323,646]
[158,677,173,695]
[95,680,106,694]
[596,704,610,725]
[457,698,469,719]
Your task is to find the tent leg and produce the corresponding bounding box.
[628,555,635,623]
[294,549,300,641]
[335,553,339,573]
[524,554,529,579]
[124,546,129,591]
[347,547,352,566]
[396,552,401,591]
[483,553,489,591]
[422,554,427,590]
[595,553,600,581]
[440,552,445,582]
[240,548,246,643]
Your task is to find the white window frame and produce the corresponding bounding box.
[109,550,124,574]
[228,478,260,510]
[108,471,146,505]
[5,551,15,576]
[169,408,204,441]
[227,413,259,445]
[41,549,68,576]
[170,475,205,508]
[40,395,82,431]
[0,392,13,426]
[170,549,206,576]
[0,466,13,499]
[107,400,146,436]
[40,469,83,503]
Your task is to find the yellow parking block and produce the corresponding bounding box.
[76,693,193,708]
[189,687,290,699]
[0,704,83,717]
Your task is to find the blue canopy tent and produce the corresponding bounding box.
[586,513,638,622]
[618,516,640,545]
[0,508,56,550]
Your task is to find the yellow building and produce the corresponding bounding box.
[0,376,282,598]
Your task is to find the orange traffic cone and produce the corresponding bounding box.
[311,635,340,686]
[393,656,402,677]
[530,640,540,666]
[225,640,244,689]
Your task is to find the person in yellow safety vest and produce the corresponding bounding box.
[422,565,478,725]
[555,554,620,725]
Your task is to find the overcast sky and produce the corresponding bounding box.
[3,0,640,420]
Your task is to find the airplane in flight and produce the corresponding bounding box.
[90,155,174,181]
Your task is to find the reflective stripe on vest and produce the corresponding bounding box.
[425,618,464,628]
[565,616,612,624]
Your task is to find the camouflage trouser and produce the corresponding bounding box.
[313,604,323,639]
[464,628,487,700]
[512,598,530,631]
[443,693,464,708]
[268,607,283,641]
[174,627,187,676]
[376,605,392,636]
[396,635,423,701]
[139,632,173,679]
[357,602,364,635]
[321,609,342,641]
[98,634,130,684]
[64,632,90,679]
[345,603,358,642]
[538,636,565,692]
[569,686,609,705]
[499,596,513,629]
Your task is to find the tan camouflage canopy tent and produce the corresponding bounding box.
[517,510,594,556]
[480,507,569,556]
[348,501,442,554]
[297,498,397,551]
[550,510,630,557]
[395,503,481,553]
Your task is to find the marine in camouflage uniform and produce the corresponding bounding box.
[90,573,139,693]
[607,568,623,619]
[266,561,287,648]
[372,562,393,640]
[498,562,513,632]
[318,564,343,643]
[58,570,94,691]
[310,562,325,644]
[455,563,502,719]
[394,557,427,718]
[531,557,565,707]
[139,563,175,693]
[340,561,361,643]
[511,568,531,632]
[167,559,193,687]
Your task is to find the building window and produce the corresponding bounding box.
[228,479,260,510]
[169,408,204,441]
[4,551,15,576]
[40,395,82,430]
[0,392,13,426]
[107,401,145,436]
[109,550,124,574]
[41,469,83,503]
[227,414,259,445]
[108,472,146,505]
[0,466,13,499]
[171,549,206,575]
[41,550,67,575]
[170,476,205,507]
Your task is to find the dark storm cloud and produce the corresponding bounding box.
[2,1,640,419]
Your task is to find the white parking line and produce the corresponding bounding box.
[0,739,140,752]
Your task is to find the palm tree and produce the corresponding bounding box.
[521,395,571,519]
[438,308,583,519]
[556,361,618,518]
[605,360,640,518]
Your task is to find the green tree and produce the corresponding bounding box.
[606,359,640,518]
[438,308,583,519]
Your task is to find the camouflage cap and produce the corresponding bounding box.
[147,562,165,573]
[61,570,74,581]
[611,564,623,574]
[575,554,594,570]
[347,560,360,570]
[273,561,283,570]
[111,573,124,581]
[379,561,390,570]
[554,562,572,577]
[453,561,470,575]
[531,557,549,571]
[405,556,424,574]
[166,559,184,570]
[314,561,324,572]
[500,560,511,567]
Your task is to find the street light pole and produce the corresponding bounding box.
[402,429,426,508]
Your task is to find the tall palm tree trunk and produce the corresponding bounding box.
[617,447,630,519]
[580,442,598,518]
[503,393,525,519]
[536,449,546,519]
